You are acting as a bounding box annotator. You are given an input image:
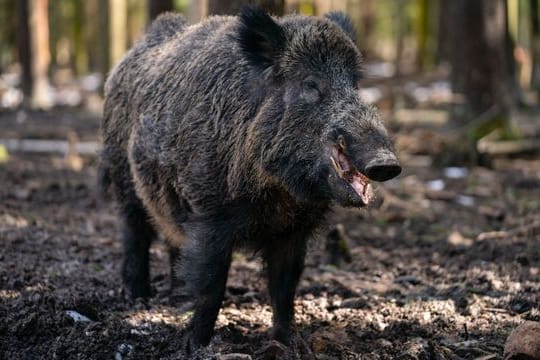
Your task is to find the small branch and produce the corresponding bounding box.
[477,138,540,155]
[477,220,540,241]
[0,138,101,156]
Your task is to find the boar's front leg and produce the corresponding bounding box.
[264,235,308,344]
[182,222,234,350]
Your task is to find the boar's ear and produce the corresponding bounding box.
[325,12,357,45]
[238,5,286,69]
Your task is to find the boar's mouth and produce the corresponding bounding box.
[330,145,373,205]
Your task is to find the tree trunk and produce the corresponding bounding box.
[29,0,52,109]
[98,0,110,77]
[448,0,514,123]
[256,0,285,15]
[354,0,375,59]
[531,0,540,93]
[0,0,16,73]
[314,0,347,15]
[128,0,146,45]
[16,0,32,99]
[188,0,207,23]
[148,0,174,21]
[73,0,88,76]
[416,0,429,70]
[109,0,127,68]
[505,0,519,105]
[394,0,406,77]
[207,0,284,16]
[436,0,450,64]
[85,0,99,73]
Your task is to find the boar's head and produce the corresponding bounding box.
[238,7,401,207]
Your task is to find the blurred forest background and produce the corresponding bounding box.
[2,1,540,359]
[1,0,540,160]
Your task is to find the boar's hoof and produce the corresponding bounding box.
[271,327,292,346]
[181,333,196,355]
[125,282,152,299]
[182,332,208,355]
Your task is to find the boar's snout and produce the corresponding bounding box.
[363,152,401,182]
[326,108,401,207]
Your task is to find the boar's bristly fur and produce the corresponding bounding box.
[101,6,400,351]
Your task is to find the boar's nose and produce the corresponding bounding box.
[364,158,402,182]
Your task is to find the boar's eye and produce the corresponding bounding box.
[352,72,362,90]
[301,78,322,103]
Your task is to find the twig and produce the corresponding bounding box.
[484,307,510,314]
[477,231,508,241]
[377,186,424,215]
[477,138,540,155]
[474,354,497,360]
[0,138,101,156]
[477,220,540,241]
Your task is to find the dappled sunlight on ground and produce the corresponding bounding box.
[1,109,539,358]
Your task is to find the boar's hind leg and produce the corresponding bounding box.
[264,236,308,344]
[169,246,184,290]
[168,246,190,305]
[121,199,156,298]
[182,224,233,349]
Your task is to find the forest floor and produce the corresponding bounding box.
[1,108,539,359]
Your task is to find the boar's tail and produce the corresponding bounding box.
[97,158,112,200]
[146,13,187,45]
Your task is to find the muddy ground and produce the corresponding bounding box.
[1,109,539,359]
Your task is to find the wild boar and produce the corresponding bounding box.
[101,6,401,350]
